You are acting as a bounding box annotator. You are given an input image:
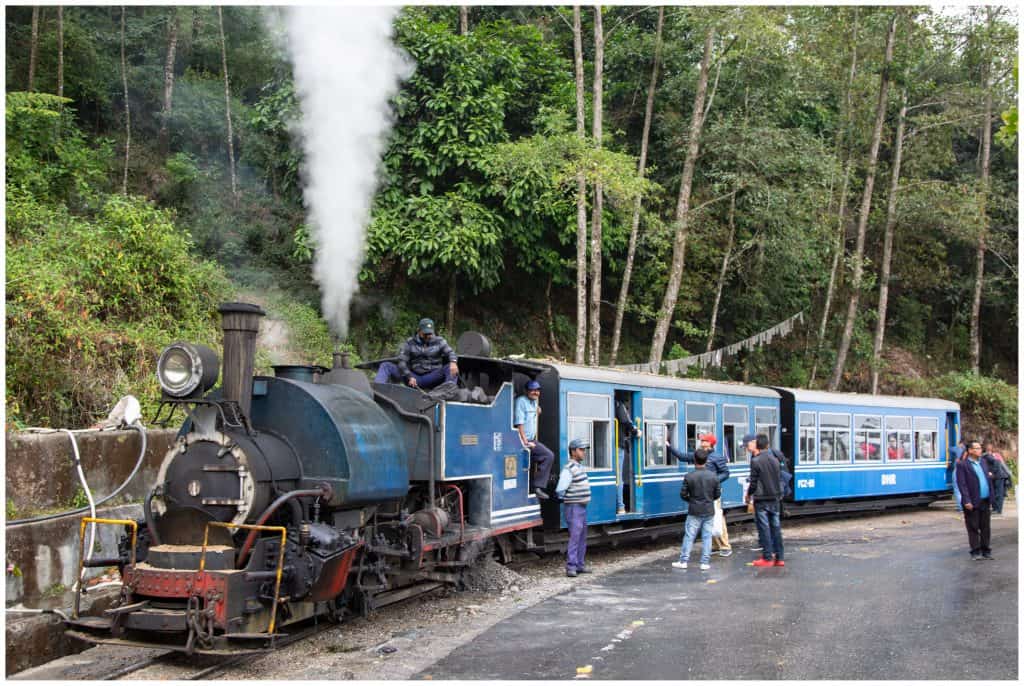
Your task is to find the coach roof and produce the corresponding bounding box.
[776,387,960,411]
[537,361,780,399]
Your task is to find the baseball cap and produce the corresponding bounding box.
[741,433,757,444]
[698,433,717,447]
[526,380,541,391]
[418,318,435,334]
[569,438,590,450]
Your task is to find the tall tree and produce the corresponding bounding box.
[810,8,859,386]
[158,9,180,154]
[649,23,715,368]
[56,6,64,99]
[610,6,663,367]
[120,6,130,195]
[573,5,588,365]
[870,88,908,394]
[28,6,40,92]
[706,189,738,352]
[217,7,239,202]
[446,4,473,335]
[587,6,604,366]
[828,12,897,391]
[969,8,995,375]
[459,6,468,34]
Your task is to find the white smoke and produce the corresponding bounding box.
[282,7,413,338]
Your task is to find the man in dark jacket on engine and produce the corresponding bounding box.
[374,318,459,390]
[745,433,784,567]
[672,449,721,571]
[955,440,998,560]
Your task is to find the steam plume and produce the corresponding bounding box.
[283,7,412,338]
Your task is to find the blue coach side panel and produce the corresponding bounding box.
[780,388,959,501]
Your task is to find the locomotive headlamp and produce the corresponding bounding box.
[157,342,220,398]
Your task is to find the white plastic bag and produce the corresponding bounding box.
[711,508,725,538]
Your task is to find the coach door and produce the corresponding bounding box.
[614,390,641,516]
[945,411,960,485]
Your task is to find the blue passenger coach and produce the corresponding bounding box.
[774,388,959,503]
[534,362,781,530]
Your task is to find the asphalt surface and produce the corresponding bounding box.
[417,503,1018,680]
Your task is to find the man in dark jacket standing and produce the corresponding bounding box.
[374,318,459,390]
[667,434,732,556]
[614,400,640,514]
[955,440,998,560]
[745,433,784,567]
[673,449,721,571]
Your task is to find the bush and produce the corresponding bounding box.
[902,371,1018,431]
[6,195,231,427]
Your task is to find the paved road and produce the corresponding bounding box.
[417,503,1018,680]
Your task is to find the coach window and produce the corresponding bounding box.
[885,416,912,461]
[723,405,749,464]
[819,413,851,463]
[685,402,716,454]
[643,399,677,468]
[755,407,779,448]
[914,417,939,461]
[567,393,612,470]
[799,412,816,464]
[854,415,882,462]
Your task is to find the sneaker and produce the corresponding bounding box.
[752,558,775,567]
[717,549,733,557]
[566,569,578,577]
[971,553,982,561]
[671,561,688,570]
[576,566,593,574]
[534,488,550,500]
[699,563,711,571]
[774,560,785,567]
[982,553,994,560]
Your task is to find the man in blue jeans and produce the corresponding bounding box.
[745,433,785,567]
[673,449,721,571]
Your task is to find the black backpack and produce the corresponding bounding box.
[772,448,794,498]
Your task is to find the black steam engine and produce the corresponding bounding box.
[68,303,482,653]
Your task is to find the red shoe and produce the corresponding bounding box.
[752,558,775,567]
[774,560,785,567]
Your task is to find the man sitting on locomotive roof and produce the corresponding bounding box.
[374,318,459,391]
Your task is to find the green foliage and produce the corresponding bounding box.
[903,372,1018,431]
[6,499,18,521]
[69,487,90,510]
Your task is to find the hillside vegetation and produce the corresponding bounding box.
[4,6,1017,435]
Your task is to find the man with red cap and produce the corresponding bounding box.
[666,433,732,556]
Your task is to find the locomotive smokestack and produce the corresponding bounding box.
[219,302,265,418]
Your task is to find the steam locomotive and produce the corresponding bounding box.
[67,302,959,654]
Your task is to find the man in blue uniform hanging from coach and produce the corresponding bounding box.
[556,438,592,577]
[374,318,459,390]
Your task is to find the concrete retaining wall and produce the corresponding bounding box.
[5,428,177,608]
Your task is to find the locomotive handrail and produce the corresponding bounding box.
[73,517,138,619]
[200,521,288,635]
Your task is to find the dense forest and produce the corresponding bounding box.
[4,5,1018,433]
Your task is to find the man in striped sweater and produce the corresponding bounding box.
[556,438,592,577]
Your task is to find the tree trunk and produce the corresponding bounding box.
[610,6,663,367]
[120,6,131,195]
[810,8,858,387]
[447,273,456,337]
[56,6,64,99]
[870,89,907,394]
[28,6,40,91]
[217,7,238,202]
[459,6,468,34]
[588,6,604,366]
[159,10,179,154]
[706,190,737,352]
[828,13,896,392]
[970,9,994,375]
[546,275,562,357]
[573,6,588,365]
[649,25,715,368]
